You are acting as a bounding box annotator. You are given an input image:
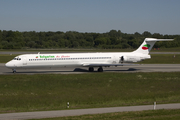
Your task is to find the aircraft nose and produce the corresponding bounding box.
[5,62,10,67]
[5,62,13,68]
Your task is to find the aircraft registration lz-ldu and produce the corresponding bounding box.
[5,38,173,73]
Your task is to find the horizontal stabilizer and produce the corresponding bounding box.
[145,38,174,42]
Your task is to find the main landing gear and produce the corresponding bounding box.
[98,67,103,72]
[12,69,16,73]
[88,67,103,72]
[89,67,94,72]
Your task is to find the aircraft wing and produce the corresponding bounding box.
[82,63,138,67]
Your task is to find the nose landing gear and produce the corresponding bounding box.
[12,69,16,73]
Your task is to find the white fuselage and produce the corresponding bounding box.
[5,52,150,69]
[5,38,174,72]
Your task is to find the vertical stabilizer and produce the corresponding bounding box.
[133,38,173,54]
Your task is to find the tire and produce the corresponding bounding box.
[89,67,94,72]
[98,67,103,72]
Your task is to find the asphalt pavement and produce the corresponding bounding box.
[0,103,180,120]
[0,63,180,74]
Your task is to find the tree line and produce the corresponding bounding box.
[0,30,179,49]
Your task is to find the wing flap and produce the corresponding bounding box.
[82,63,138,67]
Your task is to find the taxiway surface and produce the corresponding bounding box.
[1,103,180,120]
[0,64,180,74]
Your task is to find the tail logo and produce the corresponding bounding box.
[142,44,150,50]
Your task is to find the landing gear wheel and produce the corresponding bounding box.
[12,69,16,73]
[98,67,103,72]
[89,67,94,72]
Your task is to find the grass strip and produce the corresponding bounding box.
[0,72,180,113]
[0,54,17,63]
[139,54,180,64]
[1,47,180,52]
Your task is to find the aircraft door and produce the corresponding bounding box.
[112,56,119,64]
[22,56,27,65]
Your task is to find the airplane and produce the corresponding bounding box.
[5,38,173,73]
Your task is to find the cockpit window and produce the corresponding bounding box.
[13,57,21,60]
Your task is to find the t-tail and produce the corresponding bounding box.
[133,38,174,54]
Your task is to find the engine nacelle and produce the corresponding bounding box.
[121,56,141,63]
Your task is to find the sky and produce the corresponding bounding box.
[0,0,180,35]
